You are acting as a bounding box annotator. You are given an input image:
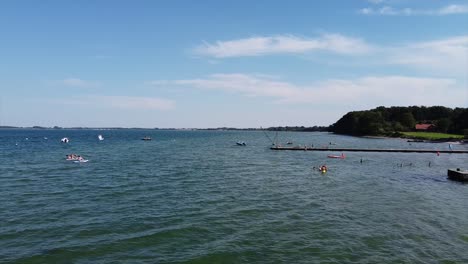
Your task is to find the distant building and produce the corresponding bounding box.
[415,124,436,131]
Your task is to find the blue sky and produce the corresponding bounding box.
[1,0,467,128]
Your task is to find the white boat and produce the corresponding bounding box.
[98,135,104,141]
[73,159,89,163]
[61,137,69,143]
[66,154,87,162]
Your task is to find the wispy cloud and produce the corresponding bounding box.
[359,4,468,15]
[195,34,467,76]
[439,4,468,14]
[388,35,468,75]
[152,73,464,107]
[194,34,373,58]
[57,78,100,88]
[59,95,175,110]
[367,0,386,4]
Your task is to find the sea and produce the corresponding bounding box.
[1,129,468,263]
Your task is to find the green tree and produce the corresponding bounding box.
[400,112,416,130]
[330,106,467,137]
[358,111,383,135]
[435,118,450,133]
[393,122,404,132]
[450,108,468,134]
[427,106,452,120]
[331,112,359,135]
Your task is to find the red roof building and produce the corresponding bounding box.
[415,124,435,130]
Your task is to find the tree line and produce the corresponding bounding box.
[329,106,468,136]
[266,126,329,132]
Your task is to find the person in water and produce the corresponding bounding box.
[66,154,83,160]
[313,165,327,171]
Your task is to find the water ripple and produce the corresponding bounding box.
[1,130,468,263]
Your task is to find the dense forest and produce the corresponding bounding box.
[266,126,329,132]
[330,106,468,137]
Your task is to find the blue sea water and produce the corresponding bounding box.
[1,129,468,263]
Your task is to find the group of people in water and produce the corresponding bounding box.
[66,154,85,161]
[313,165,328,173]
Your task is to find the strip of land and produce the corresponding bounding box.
[271,146,468,153]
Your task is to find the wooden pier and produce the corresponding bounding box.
[448,169,468,182]
[270,146,468,154]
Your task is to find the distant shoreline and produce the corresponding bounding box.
[0,125,330,132]
[362,135,466,143]
[2,126,464,143]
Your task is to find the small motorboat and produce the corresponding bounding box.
[448,168,468,182]
[286,141,293,145]
[73,159,89,163]
[141,136,152,141]
[61,137,70,143]
[327,153,345,159]
[66,154,86,162]
[407,139,424,142]
[98,134,104,141]
[236,141,246,146]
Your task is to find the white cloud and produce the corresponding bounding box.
[359,4,468,15]
[388,36,468,75]
[193,33,467,76]
[153,73,464,108]
[194,34,373,58]
[439,4,468,14]
[360,8,373,14]
[59,95,175,110]
[174,74,299,98]
[59,78,100,88]
[367,0,386,4]
[379,6,397,15]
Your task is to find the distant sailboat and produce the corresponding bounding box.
[98,135,104,141]
[260,127,279,146]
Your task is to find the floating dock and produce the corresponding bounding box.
[270,146,468,154]
[448,169,468,182]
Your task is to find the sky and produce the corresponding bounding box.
[1,0,467,128]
